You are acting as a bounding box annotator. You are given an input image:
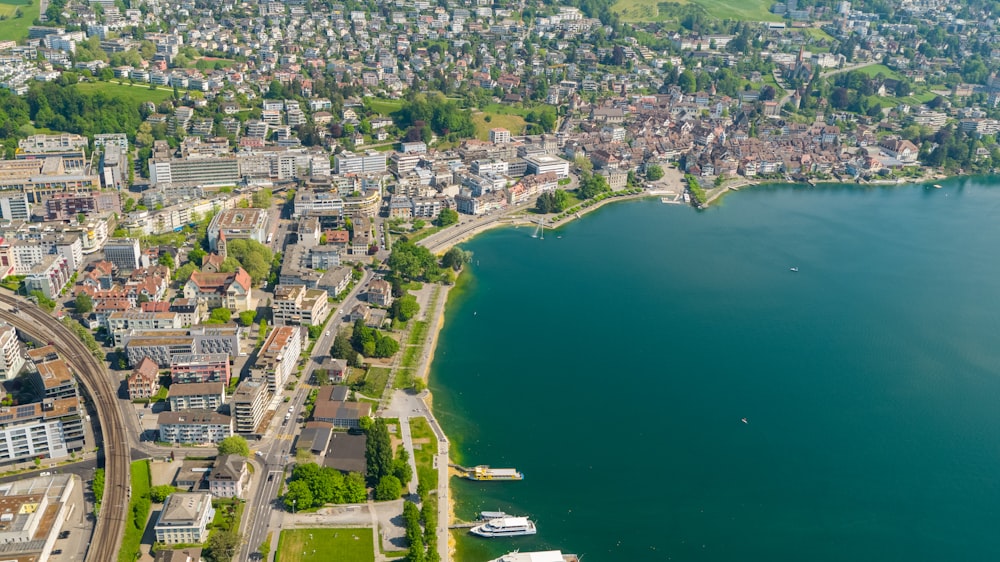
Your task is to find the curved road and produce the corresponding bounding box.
[0,292,128,562]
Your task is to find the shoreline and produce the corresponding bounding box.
[415,170,980,560]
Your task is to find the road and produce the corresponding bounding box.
[0,292,129,562]
[238,269,373,562]
[418,199,538,254]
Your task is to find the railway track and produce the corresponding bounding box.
[0,293,128,562]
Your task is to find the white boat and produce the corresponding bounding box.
[933,184,943,189]
[480,510,512,520]
[789,267,799,272]
[487,551,579,562]
[470,516,537,538]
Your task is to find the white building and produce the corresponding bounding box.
[249,325,302,394]
[524,155,570,179]
[103,238,142,271]
[0,322,26,380]
[334,150,387,174]
[157,410,233,444]
[154,493,216,544]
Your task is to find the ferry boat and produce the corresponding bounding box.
[487,551,580,562]
[467,465,524,481]
[470,517,537,538]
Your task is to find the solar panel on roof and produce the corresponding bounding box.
[16,405,34,417]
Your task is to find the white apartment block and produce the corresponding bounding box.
[0,322,26,380]
[249,326,302,394]
[154,493,215,544]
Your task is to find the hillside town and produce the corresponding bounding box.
[2,0,1000,559]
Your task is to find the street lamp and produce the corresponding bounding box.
[292,499,296,514]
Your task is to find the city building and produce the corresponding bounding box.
[27,350,77,401]
[272,285,330,326]
[149,156,240,188]
[103,238,142,271]
[366,278,393,307]
[0,321,26,380]
[167,382,226,412]
[170,353,231,386]
[154,493,216,544]
[127,357,161,400]
[183,268,253,312]
[312,385,372,429]
[23,254,71,299]
[157,410,234,444]
[123,325,243,367]
[0,474,78,561]
[524,154,570,178]
[208,454,249,499]
[0,397,86,463]
[334,150,387,174]
[206,208,269,251]
[0,192,30,221]
[489,127,512,144]
[45,192,121,221]
[249,325,302,394]
[232,378,270,435]
[107,310,182,346]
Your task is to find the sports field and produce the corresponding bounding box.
[275,528,374,562]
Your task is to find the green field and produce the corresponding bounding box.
[366,98,404,116]
[276,528,374,562]
[75,81,175,104]
[849,64,901,80]
[472,111,527,141]
[0,0,40,42]
[614,0,781,22]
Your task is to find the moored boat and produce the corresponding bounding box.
[470,517,537,538]
[467,465,524,481]
[487,551,580,562]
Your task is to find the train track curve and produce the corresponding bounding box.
[0,292,129,562]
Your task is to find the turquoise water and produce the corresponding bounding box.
[429,177,1000,561]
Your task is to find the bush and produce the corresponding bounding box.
[374,475,402,501]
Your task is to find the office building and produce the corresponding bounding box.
[154,493,215,544]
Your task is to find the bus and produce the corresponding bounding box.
[267,232,274,244]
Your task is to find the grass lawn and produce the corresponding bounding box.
[276,528,374,562]
[0,0,39,42]
[409,417,437,486]
[118,460,152,562]
[472,111,527,141]
[800,27,834,42]
[848,64,901,80]
[74,81,174,104]
[366,98,404,116]
[358,366,391,398]
[613,0,781,22]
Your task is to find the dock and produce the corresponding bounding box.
[449,521,479,529]
[450,464,524,481]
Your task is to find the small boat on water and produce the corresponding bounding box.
[480,510,512,520]
[934,184,943,189]
[471,516,537,538]
[487,551,580,562]
[789,267,799,272]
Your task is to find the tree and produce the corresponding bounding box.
[158,252,175,268]
[440,247,471,271]
[344,472,367,503]
[374,334,400,358]
[188,246,207,266]
[150,485,176,503]
[392,452,413,486]
[251,188,273,208]
[366,418,393,482]
[205,530,241,562]
[174,263,198,282]
[387,241,440,282]
[374,475,402,501]
[284,480,312,511]
[74,293,93,313]
[578,173,611,199]
[207,307,232,324]
[224,239,273,283]
[217,435,249,457]
[238,310,256,327]
[435,208,459,227]
[390,294,420,321]
[646,165,664,181]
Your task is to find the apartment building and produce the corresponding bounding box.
[107,311,182,346]
[249,326,302,394]
[23,255,72,299]
[208,454,249,499]
[206,208,269,251]
[167,382,226,412]
[232,378,270,435]
[123,325,243,367]
[272,285,330,326]
[0,322,26,380]
[170,353,231,386]
[334,150,387,174]
[127,357,161,400]
[157,410,233,444]
[0,397,86,464]
[183,268,253,312]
